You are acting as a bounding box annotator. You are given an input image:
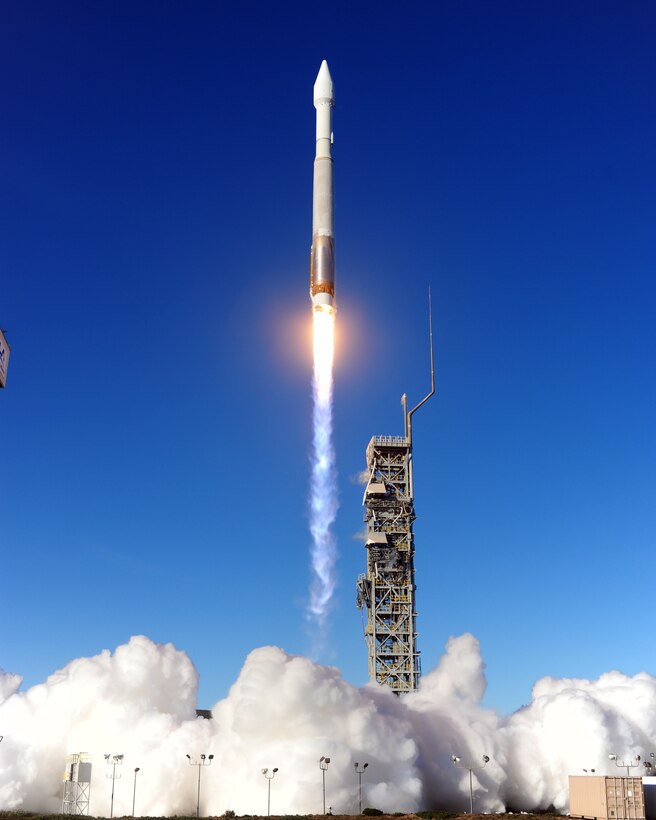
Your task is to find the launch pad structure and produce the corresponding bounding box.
[356,300,435,694]
[62,753,92,815]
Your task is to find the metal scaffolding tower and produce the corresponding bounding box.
[62,753,92,816]
[356,298,435,694]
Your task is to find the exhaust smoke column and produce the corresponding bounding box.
[308,61,337,626]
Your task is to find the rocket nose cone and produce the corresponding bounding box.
[314,60,334,105]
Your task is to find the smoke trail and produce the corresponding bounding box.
[308,306,338,625]
[1,634,655,816]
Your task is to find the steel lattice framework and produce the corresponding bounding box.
[62,753,92,816]
[356,295,435,695]
[356,434,420,692]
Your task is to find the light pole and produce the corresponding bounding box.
[186,754,214,818]
[354,762,368,814]
[132,767,140,816]
[451,754,490,814]
[609,754,641,777]
[104,754,124,819]
[644,753,655,776]
[319,756,331,814]
[261,767,279,816]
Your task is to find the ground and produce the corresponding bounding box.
[0,812,569,820]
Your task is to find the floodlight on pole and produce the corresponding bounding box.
[609,754,641,777]
[450,754,490,814]
[132,767,140,816]
[319,757,331,814]
[261,767,279,816]
[187,754,214,818]
[104,754,124,819]
[354,762,369,813]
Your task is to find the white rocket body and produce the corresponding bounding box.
[310,60,335,311]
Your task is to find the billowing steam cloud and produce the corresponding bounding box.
[308,307,338,625]
[1,634,654,816]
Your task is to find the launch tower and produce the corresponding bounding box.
[356,304,435,694]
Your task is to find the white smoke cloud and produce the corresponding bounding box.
[208,646,420,814]
[0,637,203,815]
[499,669,656,811]
[1,634,654,816]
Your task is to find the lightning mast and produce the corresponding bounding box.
[356,295,435,693]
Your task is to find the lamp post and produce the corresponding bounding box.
[644,753,656,776]
[451,754,490,814]
[132,767,140,816]
[319,756,331,814]
[104,754,124,819]
[186,754,214,818]
[261,767,279,816]
[354,762,368,814]
[609,754,641,777]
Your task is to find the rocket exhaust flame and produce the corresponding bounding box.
[308,306,337,624]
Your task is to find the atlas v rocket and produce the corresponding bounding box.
[310,60,335,312]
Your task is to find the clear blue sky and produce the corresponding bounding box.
[1,1,654,716]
